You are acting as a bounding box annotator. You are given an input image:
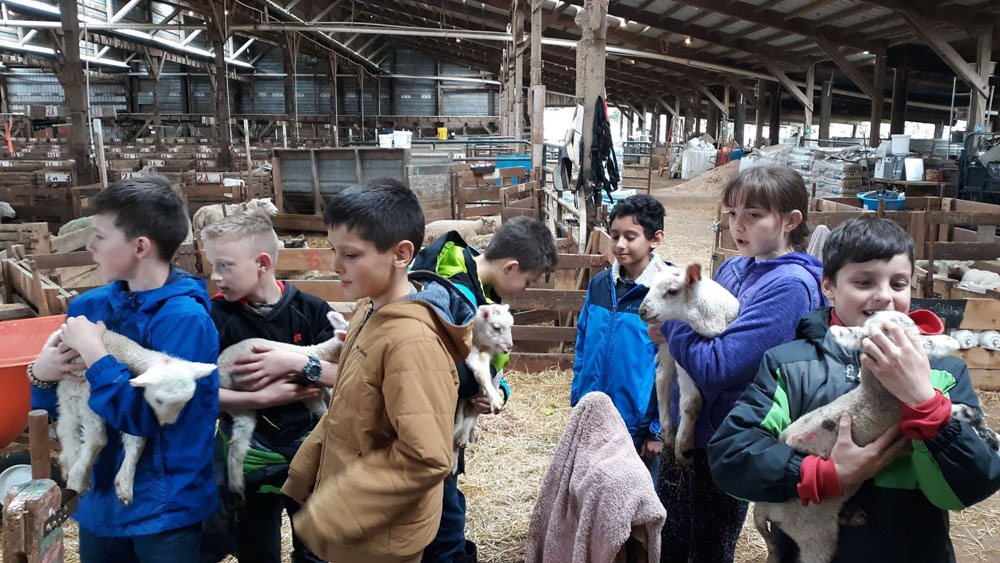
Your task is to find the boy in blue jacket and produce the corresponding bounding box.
[709,215,1000,562]
[571,194,669,482]
[30,175,220,563]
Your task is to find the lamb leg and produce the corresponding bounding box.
[655,348,677,451]
[674,366,702,465]
[115,434,146,505]
[227,412,257,504]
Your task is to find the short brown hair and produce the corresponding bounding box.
[483,216,558,274]
[722,165,810,251]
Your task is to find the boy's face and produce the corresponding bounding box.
[328,224,408,305]
[203,238,269,301]
[822,254,913,328]
[491,261,542,298]
[609,215,661,274]
[87,213,141,282]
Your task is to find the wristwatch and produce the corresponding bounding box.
[301,356,322,385]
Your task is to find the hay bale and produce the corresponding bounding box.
[669,160,740,194]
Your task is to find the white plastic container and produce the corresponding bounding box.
[681,149,716,180]
[392,130,412,149]
[378,134,393,148]
[890,134,911,155]
[904,158,924,182]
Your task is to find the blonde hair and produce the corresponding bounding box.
[200,212,281,260]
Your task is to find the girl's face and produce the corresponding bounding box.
[726,203,802,261]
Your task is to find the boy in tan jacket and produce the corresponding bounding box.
[282,179,475,562]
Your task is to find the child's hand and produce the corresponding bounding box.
[228,345,308,391]
[469,396,497,415]
[861,322,936,406]
[647,323,667,345]
[640,439,663,459]
[831,413,910,490]
[254,381,322,408]
[32,332,84,383]
[60,317,108,367]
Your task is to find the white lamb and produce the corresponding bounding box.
[216,310,349,502]
[423,216,501,245]
[191,198,279,232]
[0,201,15,222]
[53,328,216,505]
[957,268,1000,293]
[452,304,514,475]
[752,310,998,563]
[638,262,739,465]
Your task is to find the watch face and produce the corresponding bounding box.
[304,357,322,382]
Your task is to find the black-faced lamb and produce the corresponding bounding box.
[54,329,216,505]
[752,310,994,563]
[637,262,739,465]
[216,310,348,502]
[452,304,514,475]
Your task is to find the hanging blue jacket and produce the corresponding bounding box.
[660,252,825,449]
[571,256,668,441]
[31,267,220,536]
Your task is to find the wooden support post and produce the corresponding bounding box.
[28,410,50,480]
[890,57,909,135]
[574,0,608,248]
[755,79,765,147]
[56,0,96,185]
[205,1,232,168]
[804,63,815,140]
[329,55,339,147]
[870,52,886,147]
[530,0,545,185]
[513,0,525,140]
[969,29,993,132]
[436,59,444,116]
[706,97,719,140]
[819,79,832,146]
[769,82,781,146]
[179,74,190,114]
[734,93,746,147]
[283,35,299,148]
[359,71,365,142]
[144,51,166,150]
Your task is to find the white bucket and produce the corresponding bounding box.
[890,134,910,155]
[378,134,393,148]
[392,130,412,149]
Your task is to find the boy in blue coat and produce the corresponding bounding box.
[30,175,220,563]
[571,194,669,482]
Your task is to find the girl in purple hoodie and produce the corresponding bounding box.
[651,165,826,562]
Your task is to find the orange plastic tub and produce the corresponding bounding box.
[0,315,66,449]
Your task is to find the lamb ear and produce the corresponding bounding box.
[480,306,491,320]
[686,263,702,286]
[129,371,161,388]
[921,335,960,358]
[830,325,867,351]
[189,362,217,380]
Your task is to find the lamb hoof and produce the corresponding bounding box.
[114,480,133,505]
[838,504,868,527]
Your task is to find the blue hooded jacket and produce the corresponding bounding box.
[571,256,669,441]
[660,252,825,449]
[31,267,220,536]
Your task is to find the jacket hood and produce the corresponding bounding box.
[796,306,858,366]
[107,266,212,314]
[377,270,476,362]
[611,254,670,288]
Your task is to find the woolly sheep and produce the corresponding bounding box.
[191,198,279,232]
[53,328,216,505]
[423,216,501,246]
[752,310,986,563]
[216,310,349,502]
[0,201,15,222]
[638,261,739,465]
[452,304,514,475]
[958,268,1000,293]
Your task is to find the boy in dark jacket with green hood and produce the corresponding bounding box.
[412,216,558,562]
[710,216,1000,562]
